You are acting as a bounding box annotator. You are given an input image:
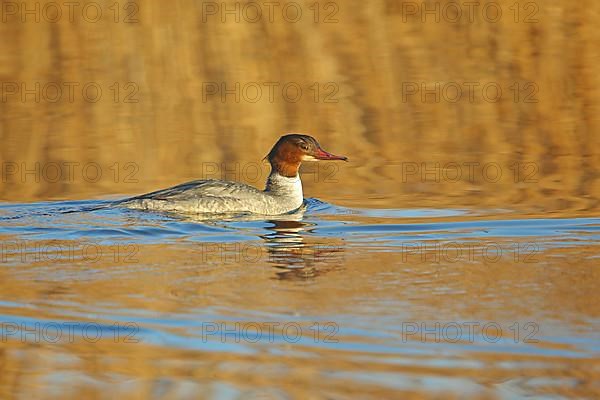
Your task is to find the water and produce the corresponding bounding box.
[1,199,598,399]
[2,0,600,397]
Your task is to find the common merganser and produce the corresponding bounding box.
[121,134,348,215]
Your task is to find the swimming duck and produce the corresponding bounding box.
[121,134,347,215]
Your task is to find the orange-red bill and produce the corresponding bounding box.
[314,147,348,161]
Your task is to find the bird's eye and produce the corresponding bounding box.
[299,142,309,151]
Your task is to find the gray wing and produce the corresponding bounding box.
[127,179,263,202]
[119,179,295,214]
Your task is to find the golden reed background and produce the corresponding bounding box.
[0,0,599,213]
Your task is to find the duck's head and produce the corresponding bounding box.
[266,134,348,177]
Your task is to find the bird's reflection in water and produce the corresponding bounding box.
[163,207,346,280]
[261,216,346,281]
